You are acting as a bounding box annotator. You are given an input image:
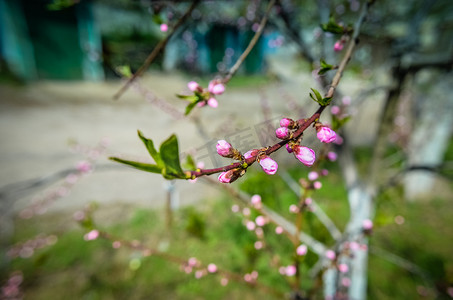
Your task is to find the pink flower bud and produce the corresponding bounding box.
[334,41,344,52]
[251,194,261,205]
[275,127,290,139]
[231,204,239,213]
[255,216,266,227]
[207,97,218,108]
[285,265,297,276]
[259,156,278,175]
[297,244,307,256]
[254,241,263,250]
[275,226,283,234]
[342,278,351,287]
[187,81,199,91]
[280,118,294,128]
[218,170,233,183]
[197,101,206,107]
[342,96,351,105]
[84,229,99,241]
[208,80,225,95]
[321,169,329,176]
[362,219,373,231]
[216,140,233,157]
[327,151,337,162]
[308,171,319,181]
[317,127,337,143]
[304,197,312,205]
[207,263,217,273]
[188,257,198,267]
[220,277,228,286]
[160,23,168,32]
[331,105,340,115]
[76,161,92,173]
[285,144,293,153]
[246,221,256,231]
[289,204,299,213]
[244,149,259,159]
[313,181,322,190]
[325,250,336,260]
[294,146,316,166]
[338,263,349,273]
[334,135,343,145]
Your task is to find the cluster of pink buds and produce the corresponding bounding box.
[187,79,225,108]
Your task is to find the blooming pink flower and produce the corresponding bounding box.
[294,146,316,166]
[207,263,217,273]
[259,156,278,175]
[160,23,168,32]
[317,127,337,143]
[297,244,307,256]
[308,171,319,181]
[275,127,290,139]
[362,219,373,230]
[338,263,349,273]
[334,41,344,52]
[216,140,233,157]
[207,97,218,108]
[208,80,225,95]
[325,250,336,260]
[280,118,294,128]
[187,81,200,91]
[327,151,337,162]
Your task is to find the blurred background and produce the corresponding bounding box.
[0,0,452,299]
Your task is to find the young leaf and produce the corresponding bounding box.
[320,17,344,34]
[160,134,185,178]
[185,101,198,116]
[176,94,198,102]
[319,97,333,106]
[310,88,323,103]
[318,59,334,75]
[183,154,197,171]
[137,130,163,167]
[109,157,162,174]
[115,65,132,78]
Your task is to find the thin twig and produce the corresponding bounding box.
[97,230,285,298]
[113,0,200,100]
[222,0,276,84]
[190,15,364,178]
[279,172,343,241]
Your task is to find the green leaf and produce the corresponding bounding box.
[109,157,162,174]
[318,59,334,75]
[159,134,185,178]
[185,102,198,116]
[320,17,345,34]
[332,115,351,130]
[115,65,132,78]
[319,97,333,106]
[176,94,198,102]
[137,130,163,167]
[183,154,196,171]
[310,88,323,103]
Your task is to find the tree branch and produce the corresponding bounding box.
[113,0,200,100]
